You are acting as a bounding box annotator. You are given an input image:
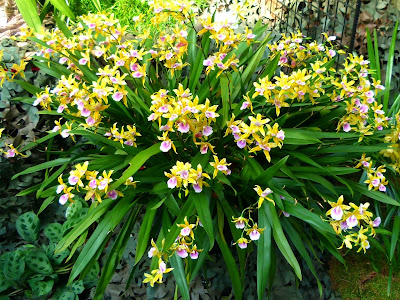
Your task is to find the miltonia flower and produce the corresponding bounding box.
[235,237,250,249]
[158,132,177,153]
[245,224,265,241]
[143,258,174,287]
[355,153,371,169]
[177,217,196,239]
[253,185,274,208]
[189,245,202,259]
[59,186,75,205]
[148,239,162,258]
[97,170,114,192]
[209,156,231,178]
[326,195,351,220]
[232,216,248,229]
[175,244,189,258]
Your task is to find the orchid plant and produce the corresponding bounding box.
[4,0,400,299]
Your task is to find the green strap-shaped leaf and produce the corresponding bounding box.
[189,32,211,92]
[68,194,135,284]
[109,144,161,191]
[12,158,71,180]
[220,73,231,128]
[163,194,196,251]
[352,183,400,206]
[264,202,302,280]
[390,216,400,262]
[284,201,334,234]
[254,155,289,184]
[214,186,246,282]
[193,192,214,249]
[14,0,42,32]
[94,207,139,299]
[49,0,75,19]
[383,20,399,111]
[135,200,158,265]
[38,196,56,214]
[294,172,338,196]
[282,218,322,297]
[257,204,272,300]
[16,212,40,242]
[215,232,243,300]
[170,253,190,300]
[56,199,114,253]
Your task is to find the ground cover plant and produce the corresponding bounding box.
[2,0,400,298]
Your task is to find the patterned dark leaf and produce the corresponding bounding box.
[3,250,25,280]
[16,212,39,242]
[26,250,53,274]
[71,280,84,295]
[0,270,12,293]
[44,222,63,243]
[53,291,76,300]
[29,279,54,297]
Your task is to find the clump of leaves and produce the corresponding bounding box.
[0,201,98,299]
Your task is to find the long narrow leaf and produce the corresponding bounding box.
[257,205,272,300]
[169,254,190,300]
[49,0,75,19]
[135,200,158,265]
[14,0,42,32]
[383,21,399,111]
[265,202,302,280]
[215,233,243,300]
[94,206,140,299]
[68,195,136,283]
[390,216,400,261]
[193,192,214,249]
[56,199,115,253]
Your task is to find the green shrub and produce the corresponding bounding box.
[5,1,400,299]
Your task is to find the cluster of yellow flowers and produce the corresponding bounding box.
[164,156,231,193]
[104,123,141,147]
[0,51,28,159]
[381,112,400,173]
[17,14,146,138]
[268,32,342,69]
[326,195,381,253]
[56,161,135,204]
[149,86,219,154]
[149,27,189,76]
[230,186,278,249]
[355,154,388,192]
[253,70,323,116]
[199,15,255,76]
[164,161,210,193]
[260,32,388,140]
[144,217,201,287]
[225,114,285,162]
